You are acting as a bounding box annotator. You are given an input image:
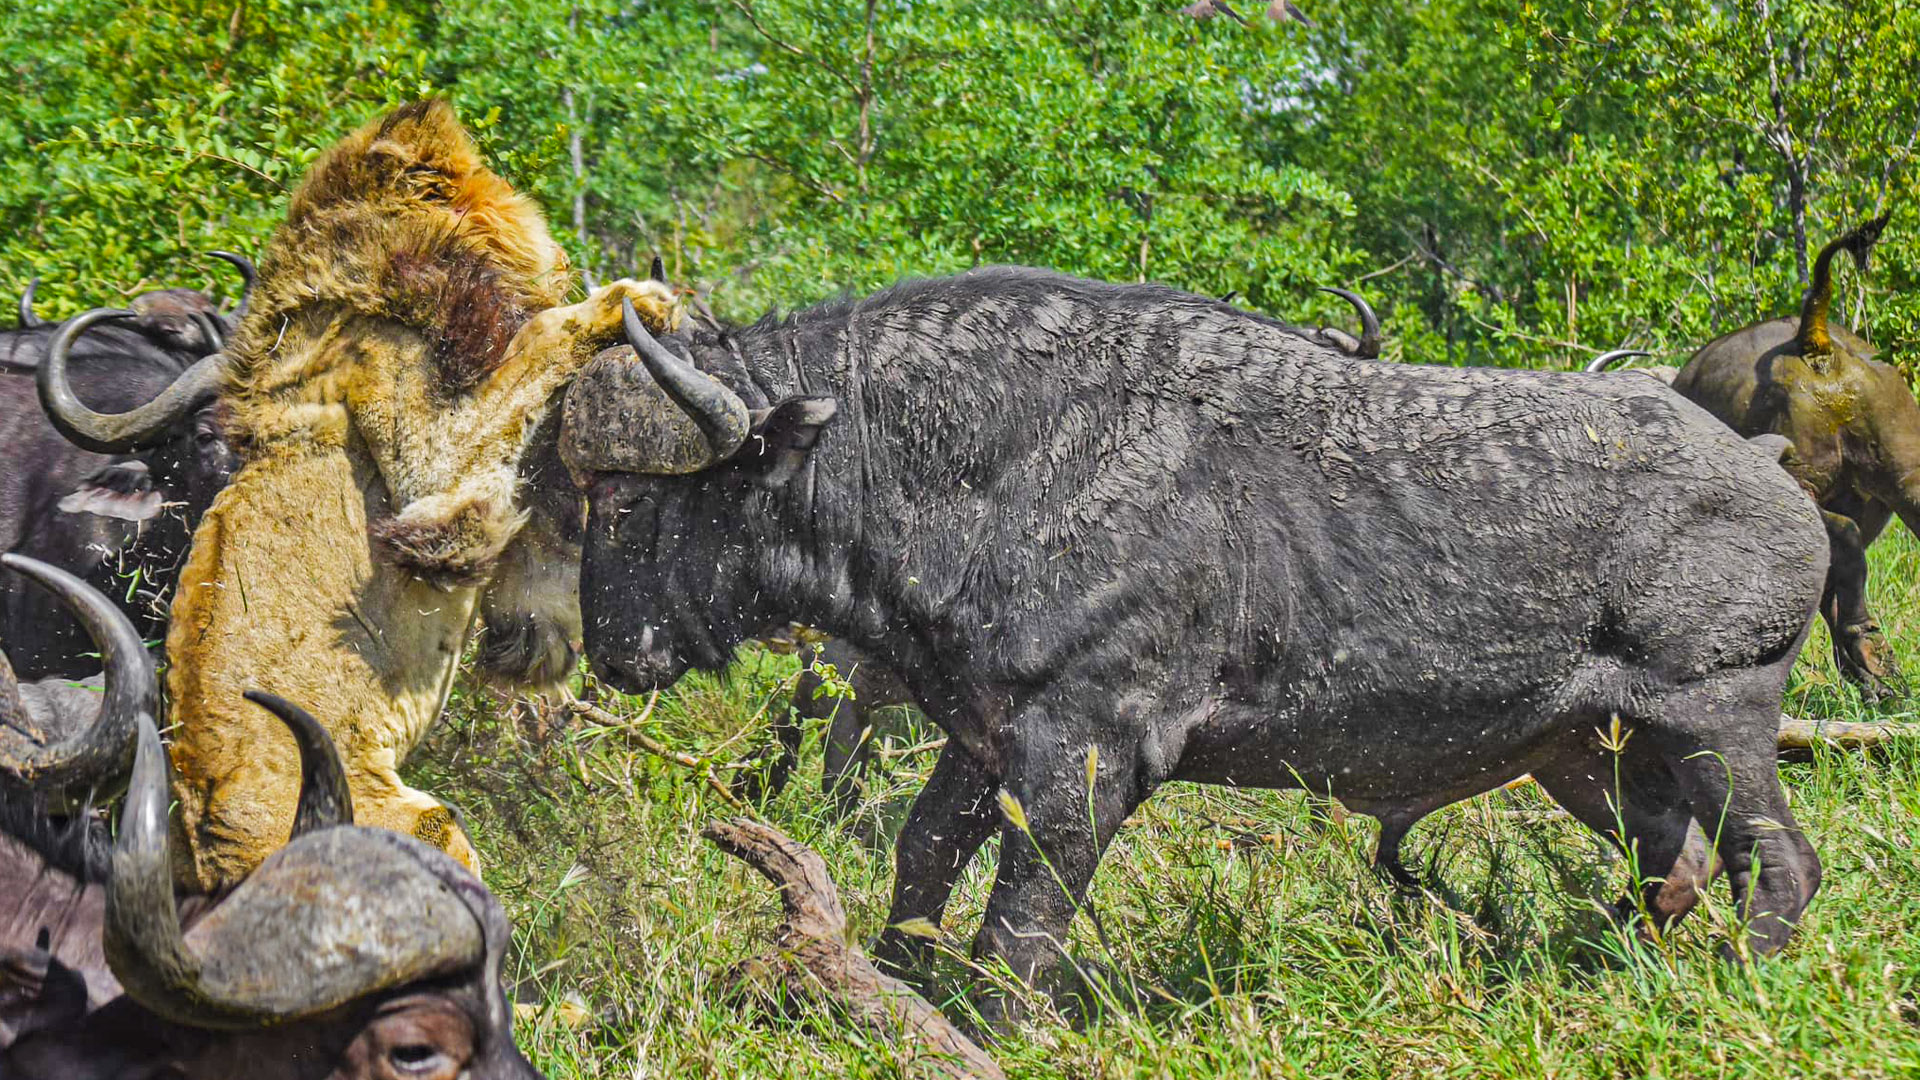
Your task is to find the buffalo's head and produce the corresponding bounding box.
[36,259,248,529]
[0,553,540,1080]
[562,302,838,693]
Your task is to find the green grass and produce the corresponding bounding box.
[411,532,1920,1079]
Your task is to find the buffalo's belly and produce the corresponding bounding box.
[1166,682,1568,801]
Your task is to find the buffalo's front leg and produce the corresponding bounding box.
[971,731,1144,1026]
[1820,508,1902,701]
[872,743,999,972]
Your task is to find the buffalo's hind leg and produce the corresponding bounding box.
[1820,507,1902,702]
[1637,667,1820,956]
[1668,729,1819,956]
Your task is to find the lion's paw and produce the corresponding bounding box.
[587,277,681,336]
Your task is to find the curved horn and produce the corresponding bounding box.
[1319,286,1381,359]
[18,278,43,329]
[39,308,227,454]
[106,703,483,1030]
[205,250,256,317]
[0,554,152,797]
[102,708,227,1025]
[189,310,224,354]
[243,691,353,838]
[649,254,667,283]
[1585,348,1652,373]
[623,298,750,464]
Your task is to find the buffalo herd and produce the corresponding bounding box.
[0,102,1911,1071]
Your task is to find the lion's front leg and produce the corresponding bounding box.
[499,278,682,387]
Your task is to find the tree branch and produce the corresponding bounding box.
[729,0,859,93]
[707,818,1006,1079]
[569,696,753,814]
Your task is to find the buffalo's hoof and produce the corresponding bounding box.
[869,927,932,978]
[1836,626,1905,704]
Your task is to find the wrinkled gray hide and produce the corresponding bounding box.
[571,267,1828,1014]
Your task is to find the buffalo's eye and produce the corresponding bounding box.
[386,1042,454,1078]
[358,996,472,1080]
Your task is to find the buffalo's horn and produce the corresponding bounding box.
[243,691,353,838]
[1847,212,1891,272]
[39,308,227,454]
[0,554,151,798]
[189,310,224,354]
[18,278,43,329]
[1319,286,1381,359]
[623,298,750,464]
[1584,348,1652,373]
[105,702,484,1030]
[649,255,667,283]
[206,250,256,317]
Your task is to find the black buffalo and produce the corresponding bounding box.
[1,261,251,678]
[0,554,540,1080]
[562,268,1827,1011]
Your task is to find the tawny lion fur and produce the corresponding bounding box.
[164,101,679,890]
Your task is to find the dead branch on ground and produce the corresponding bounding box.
[1778,714,1920,754]
[704,818,1005,1080]
[569,696,753,814]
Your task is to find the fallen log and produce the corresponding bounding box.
[1778,714,1920,754]
[704,818,1004,1080]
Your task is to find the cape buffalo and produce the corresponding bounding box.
[564,270,1827,1013]
[1665,215,1911,701]
[1,260,251,678]
[0,553,540,1080]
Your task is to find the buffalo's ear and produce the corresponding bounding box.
[742,397,838,487]
[58,461,163,522]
